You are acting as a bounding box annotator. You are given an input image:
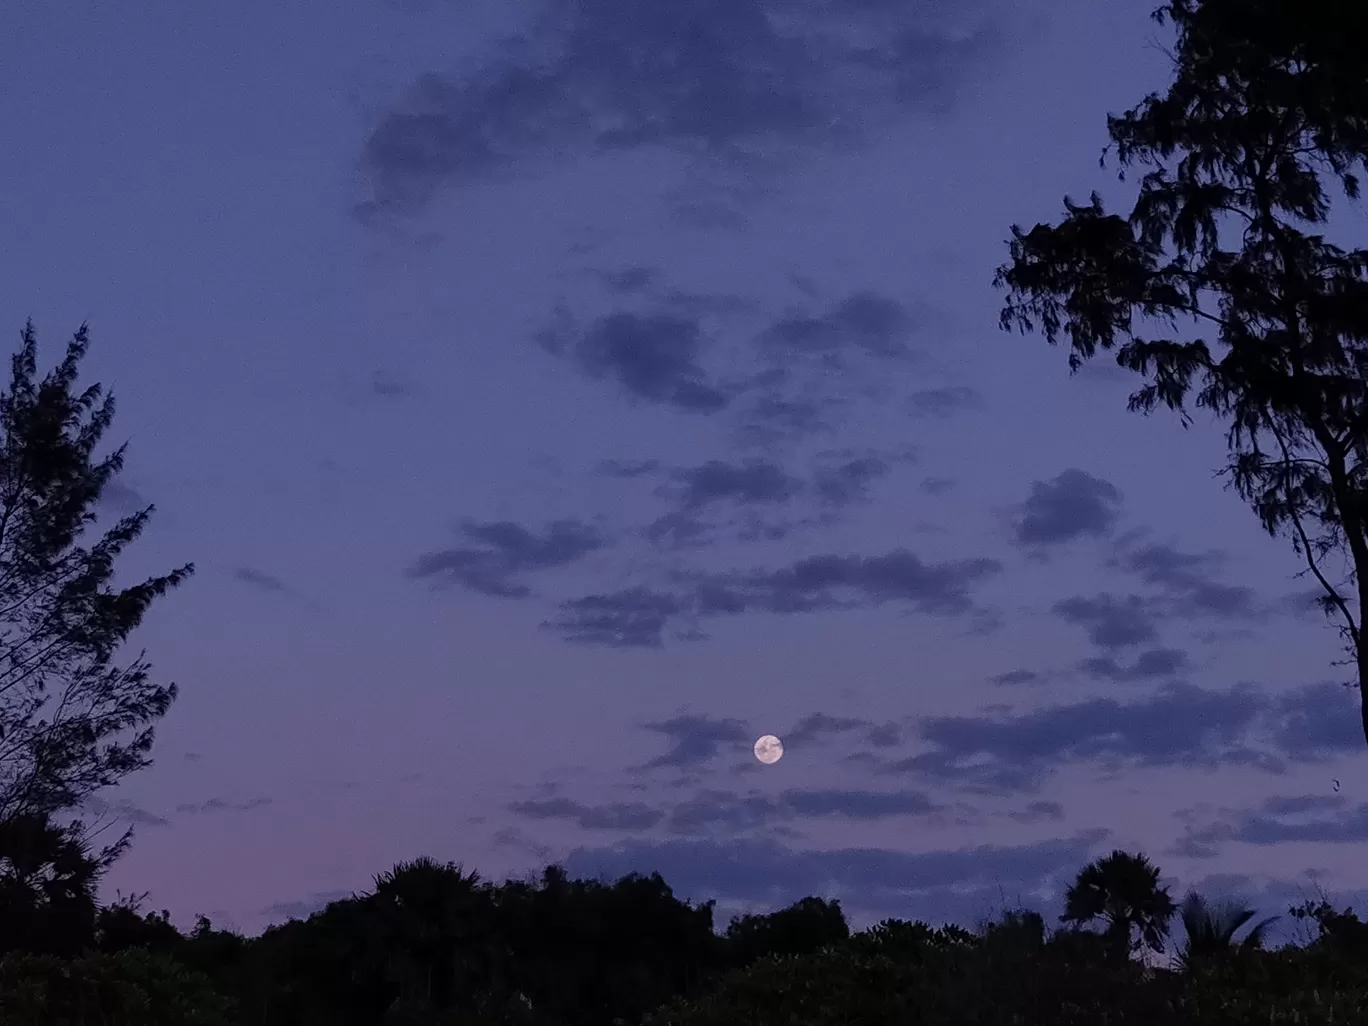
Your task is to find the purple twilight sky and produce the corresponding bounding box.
[3,0,1367,936]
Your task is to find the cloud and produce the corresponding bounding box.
[699,550,1002,616]
[665,787,944,832]
[736,392,833,443]
[639,454,895,550]
[82,796,170,828]
[1052,542,1262,655]
[1079,647,1188,682]
[757,292,919,362]
[1260,794,1347,817]
[510,797,664,831]
[410,518,608,597]
[1265,680,1364,760]
[233,567,291,594]
[990,669,1040,686]
[1177,792,1368,853]
[539,286,920,454]
[865,722,904,748]
[1052,593,1160,650]
[643,511,718,550]
[552,587,685,648]
[899,680,1357,799]
[643,459,804,549]
[895,683,1274,794]
[812,456,891,505]
[780,788,942,820]
[370,369,414,398]
[551,548,1002,647]
[668,790,781,832]
[643,714,753,770]
[360,0,1001,217]
[906,386,983,419]
[784,713,869,748]
[560,830,1108,923]
[921,476,955,494]
[1113,542,1258,620]
[1234,807,1368,844]
[668,459,802,508]
[174,797,273,815]
[598,458,661,478]
[598,266,659,294]
[1015,469,1122,546]
[541,311,730,413]
[1009,800,1065,824]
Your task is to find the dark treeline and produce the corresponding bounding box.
[4,833,1368,1024]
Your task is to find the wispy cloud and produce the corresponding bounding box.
[890,680,1361,796]
[1175,793,1368,857]
[175,797,273,815]
[892,683,1277,794]
[906,386,983,419]
[410,518,609,597]
[360,0,1002,217]
[233,567,292,594]
[552,548,1002,647]
[1079,647,1188,682]
[561,830,1107,921]
[641,714,752,770]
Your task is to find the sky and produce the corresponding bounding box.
[3,0,1367,939]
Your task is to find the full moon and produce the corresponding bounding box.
[753,734,784,765]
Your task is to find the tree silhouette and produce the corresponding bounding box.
[724,896,850,966]
[0,322,193,821]
[368,857,491,1016]
[995,0,1368,745]
[1061,850,1176,963]
[96,891,185,955]
[1176,890,1277,970]
[0,812,123,957]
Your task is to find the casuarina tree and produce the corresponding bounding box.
[0,322,193,823]
[995,0,1368,744]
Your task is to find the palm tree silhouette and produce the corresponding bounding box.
[0,813,123,956]
[1060,851,1176,964]
[1176,891,1277,970]
[369,857,490,1013]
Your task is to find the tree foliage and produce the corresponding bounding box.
[0,812,127,958]
[995,0,1368,744]
[1177,890,1278,970]
[1,844,1366,1025]
[0,322,193,820]
[1060,850,1176,962]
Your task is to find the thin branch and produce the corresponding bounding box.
[1276,429,1361,648]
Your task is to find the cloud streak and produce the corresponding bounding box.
[551,548,1002,647]
[410,518,609,597]
[561,830,1107,920]
[360,0,1002,217]
[891,680,1362,795]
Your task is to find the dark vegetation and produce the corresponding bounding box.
[3,0,1368,1021]
[6,834,1368,1025]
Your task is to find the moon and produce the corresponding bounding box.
[753,734,784,765]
